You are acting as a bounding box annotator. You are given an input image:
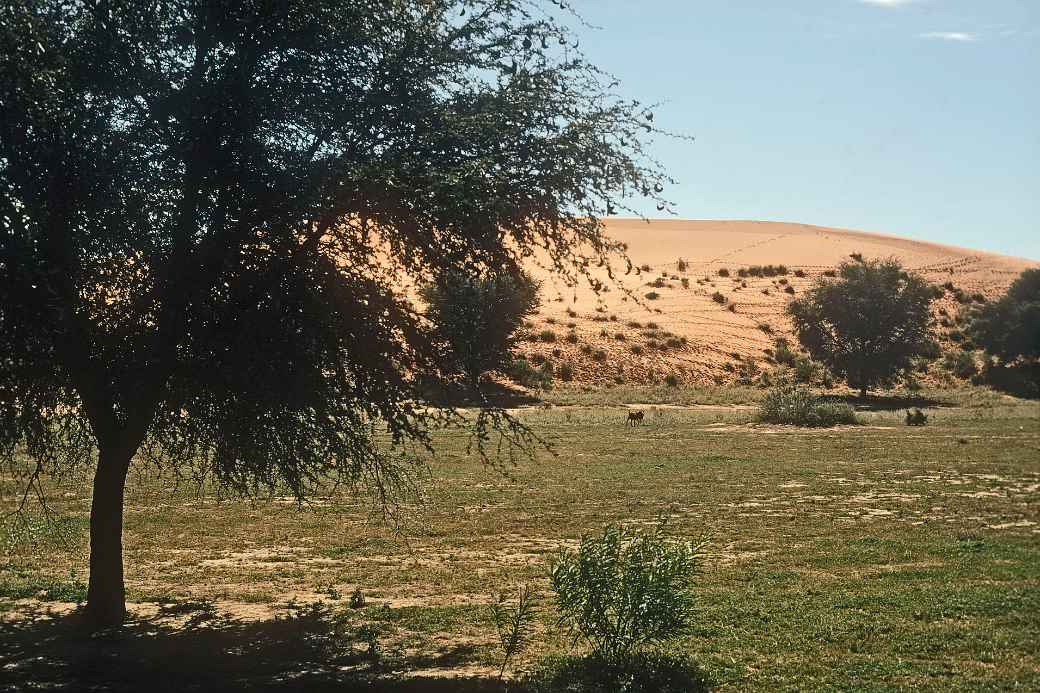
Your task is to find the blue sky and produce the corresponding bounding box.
[570,1,1038,259]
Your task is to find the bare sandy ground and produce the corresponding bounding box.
[522,219,1038,386]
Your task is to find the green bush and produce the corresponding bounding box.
[539,329,557,343]
[526,652,709,693]
[758,385,857,427]
[549,521,705,664]
[793,356,819,384]
[717,268,729,277]
[664,374,679,387]
[944,350,977,379]
[644,291,660,300]
[773,337,798,367]
[559,362,575,382]
[711,291,726,304]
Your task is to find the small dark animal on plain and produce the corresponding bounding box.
[905,409,928,426]
[627,411,645,426]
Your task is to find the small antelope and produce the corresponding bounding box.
[626,410,645,426]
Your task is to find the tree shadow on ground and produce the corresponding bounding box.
[418,379,541,409]
[976,364,1040,400]
[817,393,945,412]
[0,602,521,693]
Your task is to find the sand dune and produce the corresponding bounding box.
[520,219,1037,386]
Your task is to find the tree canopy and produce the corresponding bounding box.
[420,269,539,389]
[0,0,672,626]
[786,259,939,396]
[968,268,1040,363]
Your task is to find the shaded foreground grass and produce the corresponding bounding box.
[2,389,1038,690]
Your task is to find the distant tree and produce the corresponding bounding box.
[968,269,1040,363]
[0,1,672,627]
[420,270,539,389]
[787,260,939,397]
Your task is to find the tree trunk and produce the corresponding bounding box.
[83,445,134,628]
[860,385,868,399]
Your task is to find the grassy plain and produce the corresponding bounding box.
[1,386,1038,691]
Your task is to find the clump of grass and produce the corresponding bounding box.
[614,333,627,341]
[794,269,806,278]
[566,308,578,318]
[489,584,537,680]
[565,332,579,344]
[757,323,772,334]
[823,269,836,277]
[717,268,730,277]
[626,320,642,329]
[664,374,679,387]
[630,344,644,355]
[651,277,666,288]
[727,304,736,313]
[711,291,726,304]
[645,291,660,300]
[680,278,689,288]
[758,385,857,427]
[850,252,864,262]
[592,349,608,363]
[676,258,688,272]
[539,329,557,342]
[646,321,659,329]
[784,285,795,294]
[640,264,652,273]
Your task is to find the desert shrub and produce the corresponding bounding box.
[711,291,726,305]
[580,344,593,355]
[773,337,798,367]
[736,267,749,278]
[626,320,642,329]
[727,304,736,312]
[794,269,806,278]
[551,348,562,358]
[546,317,557,325]
[823,269,836,278]
[944,350,977,379]
[645,291,660,300]
[676,258,688,272]
[736,356,759,385]
[558,363,575,381]
[778,278,788,285]
[794,356,819,384]
[850,252,864,262]
[646,321,659,329]
[630,344,644,355]
[489,584,537,679]
[549,521,706,664]
[757,323,772,334]
[567,308,578,318]
[565,332,579,344]
[610,314,618,322]
[592,349,608,363]
[758,385,857,427]
[592,315,609,323]
[717,268,729,278]
[526,653,709,693]
[566,321,577,329]
[665,337,685,349]
[652,277,666,288]
[640,264,652,273]
[539,329,557,343]
[614,333,627,341]
[971,293,987,304]
[784,285,795,295]
[664,374,679,387]
[680,278,690,288]
[507,358,551,390]
[761,288,770,295]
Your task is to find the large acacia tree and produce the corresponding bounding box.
[0,0,671,626]
[787,259,939,397]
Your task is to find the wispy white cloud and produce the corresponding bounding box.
[859,0,915,7]
[919,31,978,42]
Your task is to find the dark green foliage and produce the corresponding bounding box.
[420,271,539,387]
[664,374,679,387]
[823,269,837,278]
[0,0,671,625]
[507,358,551,390]
[787,259,938,396]
[539,329,558,343]
[967,269,1040,363]
[558,363,575,382]
[794,357,819,384]
[645,291,660,300]
[773,338,798,367]
[717,268,729,277]
[630,344,644,355]
[758,386,857,427]
[944,351,978,379]
[549,521,705,664]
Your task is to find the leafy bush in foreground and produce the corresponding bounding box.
[549,521,705,665]
[758,385,857,427]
